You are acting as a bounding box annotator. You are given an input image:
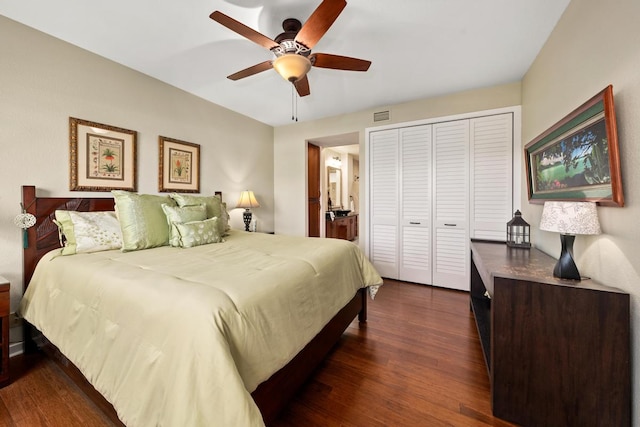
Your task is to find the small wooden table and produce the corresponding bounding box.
[326,213,358,241]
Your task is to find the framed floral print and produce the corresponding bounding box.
[69,117,137,191]
[158,136,200,193]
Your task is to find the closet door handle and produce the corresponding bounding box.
[444,223,457,227]
[409,221,421,225]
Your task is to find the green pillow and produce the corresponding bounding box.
[112,191,177,251]
[54,210,122,255]
[161,203,207,247]
[221,202,231,233]
[174,217,222,248]
[170,193,228,235]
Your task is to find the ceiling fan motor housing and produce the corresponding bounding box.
[274,18,303,42]
[273,40,311,57]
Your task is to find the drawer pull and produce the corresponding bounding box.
[444,223,457,227]
[409,221,421,225]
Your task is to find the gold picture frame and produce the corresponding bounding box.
[159,136,200,193]
[70,117,137,191]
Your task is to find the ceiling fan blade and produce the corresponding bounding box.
[294,0,346,49]
[227,60,273,81]
[210,11,279,51]
[294,75,310,97]
[311,53,371,71]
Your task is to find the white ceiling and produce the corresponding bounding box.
[1,0,569,127]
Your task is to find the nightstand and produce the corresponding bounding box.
[0,276,9,386]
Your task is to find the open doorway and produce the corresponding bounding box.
[306,132,359,239]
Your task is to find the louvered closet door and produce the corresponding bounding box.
[399,125,432,284]
[470,114,513,240]
[432,120,470,291]
[369,129,399,279]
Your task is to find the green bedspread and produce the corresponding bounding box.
[19,230,382,427]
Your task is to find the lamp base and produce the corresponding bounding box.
[243,210,252,232]
[553,234,581,280]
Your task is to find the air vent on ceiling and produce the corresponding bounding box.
[373,110,390,122]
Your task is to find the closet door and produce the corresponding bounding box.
[399,125,432,284]
[470,114,514,240]
[369,129,399,279]
[432,120,470,290]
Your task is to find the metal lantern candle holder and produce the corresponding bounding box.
[506,210,531,249]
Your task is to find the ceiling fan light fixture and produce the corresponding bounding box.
[273,54,311,83]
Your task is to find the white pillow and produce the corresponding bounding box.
[54,210,122,255]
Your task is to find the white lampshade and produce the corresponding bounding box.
[236,191,260,209]
[539,201,601,235]
[272,54,311,82]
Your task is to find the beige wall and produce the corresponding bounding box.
[273,81,522,236]
[522,0,640,423]
[0,16,274,315]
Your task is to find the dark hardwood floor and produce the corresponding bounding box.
[0,280,514,426]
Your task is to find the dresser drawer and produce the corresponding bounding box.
[0,294,8,316]
[0,281,8,316]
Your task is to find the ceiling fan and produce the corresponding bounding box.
[210,0,371,97]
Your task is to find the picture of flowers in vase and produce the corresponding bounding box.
[159,135,199,193]
[89,136,124,180]
[169,148,191,184]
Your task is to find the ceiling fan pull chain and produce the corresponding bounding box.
[291,84,299,121]
[291,85,295,121]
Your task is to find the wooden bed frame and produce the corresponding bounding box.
[21,185,367,426]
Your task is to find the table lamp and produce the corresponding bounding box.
[236,190,260,232]
[539,201,601,280]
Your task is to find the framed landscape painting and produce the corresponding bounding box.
[158,136,200,193]
[524,85,624,207]
[70,117,137,191]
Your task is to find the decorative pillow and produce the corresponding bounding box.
[112,190,177,251]
[170,193,228,235]
[174,217,222,248]
[161,203,207,247]
[54,210,122,255]
[221,202,231,232]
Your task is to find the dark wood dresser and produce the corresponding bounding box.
[0,276,9,387]
[470,240,630,427]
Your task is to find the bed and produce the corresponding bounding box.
[18,185,382,426]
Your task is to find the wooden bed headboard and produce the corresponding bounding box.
[21,186,222,292]
[22,186,115,290]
